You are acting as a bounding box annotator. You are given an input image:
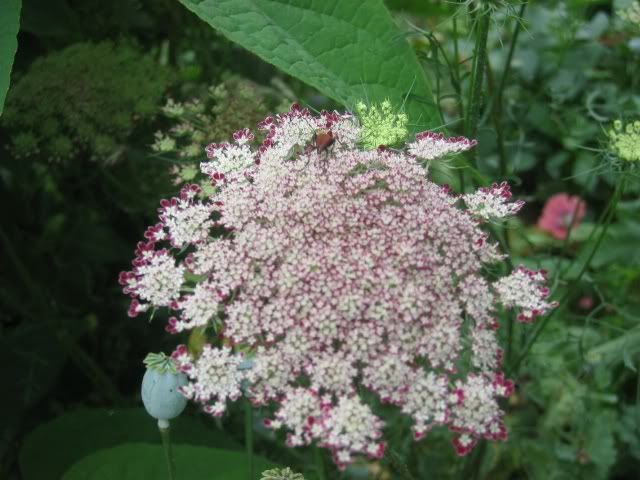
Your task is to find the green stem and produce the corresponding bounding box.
[57,330,124,404]
[511,177,626,374]
[314,445,326,480]
[387,448,415,480]
[432,39,446,127]
[496,3,526,107]
[452,16,462,99]
[245,399,255,480]
[159,423,176,480]
[496,3,526,177]
[464,10,492,145]
[486,63,507,176]
[505,308,515,366]
[551,199,584,287]
[459,441,487,480]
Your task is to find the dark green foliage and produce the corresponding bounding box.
[177,0,440,130]
[0,0,21,115]
[2,41,171,162]
[63,443,277,479]
[19,408,243,479]
[152,76,278,185]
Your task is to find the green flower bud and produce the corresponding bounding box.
[356,99,408,150]
[260,467,305,480]
[608,119,640,162]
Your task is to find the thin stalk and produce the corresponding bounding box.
[559,180,618,280]
[432,40,447,127]
[464,10,492,144]
[459,441,487,480]
[486,63,507,176]
[551,199,584,288]
[511,177,626,374]
[452,16,462,99]
[636,358,640,437]
[314,445,326,480]
[159,423,176,480]
[505,308,515,366]
[387,448,416,480]
[245,400,255,480]
[494,3,527,177]
[458,166,466,193]
[452,16,465,198]
[496,3,527,106]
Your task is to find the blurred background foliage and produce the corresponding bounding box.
[0,0,639,479]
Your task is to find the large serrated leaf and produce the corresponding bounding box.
[62,443,277,480]
[178,0,439,130]
[20,408,242,480]
[0,0,20,116]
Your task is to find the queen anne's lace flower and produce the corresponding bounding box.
[407,131,477,161]
[493,267,558,322]
[121,104,555,467]
[402,372,450,440]
[119,250,184,308]
[462,181,525,220]
[172,344,244,417]
[449,373,513,455]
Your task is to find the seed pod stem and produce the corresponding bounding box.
[159,422,176,480]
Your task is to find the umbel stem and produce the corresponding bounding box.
[245,399,255,480]
[464,7,492,146]
[314,445,327,480]
[510,176,627,375]
[159,420,176,480]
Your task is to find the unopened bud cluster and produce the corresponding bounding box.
[608,119,640,163]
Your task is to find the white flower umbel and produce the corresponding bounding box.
[462,182,525,220]
[493,266,558,323]
[121,104,556,467]
[408,131,477,161]
[172,345,244,417]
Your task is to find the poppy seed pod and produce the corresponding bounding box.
[141,352,188,426]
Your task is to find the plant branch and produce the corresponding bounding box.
[464,9,492,146]
[245,399,255,480]
[159,423,176,480]
[511,177,626,375]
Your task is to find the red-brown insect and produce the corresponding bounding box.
[303,129,335,156]
[313,129,335,154]
[295,128,336,172]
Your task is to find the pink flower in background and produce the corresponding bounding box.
[538,193,587,240]
[577,296,594,311]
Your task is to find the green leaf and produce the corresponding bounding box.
[0,321,66,446]
[585,412,617,478]
[586,329,640,367]
[20,0,79,38]
[62,443,277,480]
[0,0,21,115]
[20,408,242,480]
[177,0,438,130]
[384,0,450,15]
